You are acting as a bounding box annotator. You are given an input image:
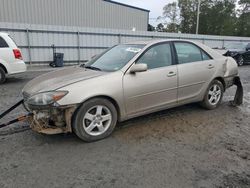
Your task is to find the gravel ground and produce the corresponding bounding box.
[0,66,250,188]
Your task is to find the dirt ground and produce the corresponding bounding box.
[0,67,250,188]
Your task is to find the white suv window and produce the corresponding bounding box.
[0,37,8,48]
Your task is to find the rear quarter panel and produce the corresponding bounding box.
[195,56,238,102]
[195,41,238,78]
[223,57,238,77]
[0,49,13,73]
[182,42,237,103]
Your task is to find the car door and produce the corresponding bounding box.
[0,36,11,63]
[174,42,216,103]
[123,42,178,116]
[244,43,250,62]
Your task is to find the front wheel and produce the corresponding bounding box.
[72,98,118,142]
[237,55,244,66]
[200,80,224,110]
[0,67,6,84]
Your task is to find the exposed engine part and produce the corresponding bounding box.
[29,106,77,134]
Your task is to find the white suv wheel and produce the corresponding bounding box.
[0,67,6,84]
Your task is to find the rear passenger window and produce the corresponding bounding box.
[174,42,211,64]
[202,51,211,60]
[0,37,8,48]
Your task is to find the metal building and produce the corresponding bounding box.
[2,0,250,66]
[0,0,149,31]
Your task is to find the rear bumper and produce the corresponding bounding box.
[7,60,27,75]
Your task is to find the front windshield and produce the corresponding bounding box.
[225,42,247,50]
[85,44,145,72]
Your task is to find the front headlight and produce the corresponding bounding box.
[27,91,68,106]
[229,52,238,56]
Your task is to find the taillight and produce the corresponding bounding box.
[13,49,23,60]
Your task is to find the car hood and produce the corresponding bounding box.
[226,48,244,53]
[23,66,107,95]
[214,49,228,55]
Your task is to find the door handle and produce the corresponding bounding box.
[167,71,176,77]
[208,64,214,69]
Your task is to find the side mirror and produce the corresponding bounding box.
[130,64,148,73]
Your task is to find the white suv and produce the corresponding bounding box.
[0,32,27,84]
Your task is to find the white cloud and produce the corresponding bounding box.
[113,0,175,26]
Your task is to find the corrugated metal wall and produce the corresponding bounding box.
[0,0,148,31]
[1,22,250,65]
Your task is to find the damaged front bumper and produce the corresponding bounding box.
[27,105,77,135]
[230,76,243,106]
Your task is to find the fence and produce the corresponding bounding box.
[1,22,250,65]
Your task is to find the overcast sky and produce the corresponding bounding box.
[114,0,174,26]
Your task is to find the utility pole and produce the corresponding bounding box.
[196,0,201,34]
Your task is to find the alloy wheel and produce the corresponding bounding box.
[82,105,112,136]
[208,84,222,106]
[238,56,244,66]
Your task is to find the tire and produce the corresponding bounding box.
[237,55,244,66]
[200,80,224,110]
[49,62,56,68]
[0,67,6,84]
[72,98,118,142]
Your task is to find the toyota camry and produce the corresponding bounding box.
[22,40,241,142]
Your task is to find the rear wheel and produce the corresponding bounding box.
[0,67,6,84]
[201,80,224,110]
[49,62,56,68]
[237,55,244,66]
[72,98,117,142]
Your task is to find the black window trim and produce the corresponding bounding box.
[172,41,213,65]
[0,36,9,48]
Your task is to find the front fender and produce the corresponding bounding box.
[56,71,127,120]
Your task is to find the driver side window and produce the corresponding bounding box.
[136,43,172,69]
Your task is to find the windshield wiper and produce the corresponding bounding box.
[84,65,102,71]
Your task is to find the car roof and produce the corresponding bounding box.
[124,39,224,61]
[125,39,197,46]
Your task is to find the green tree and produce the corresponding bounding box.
[199,0,237,36]
[177,0,237,35]
[161,2,179,32]
[156,23,165,32]
[148,24,155,31]
[237,0,250,36]
[178,0,197,34]
[161,0,249,36]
